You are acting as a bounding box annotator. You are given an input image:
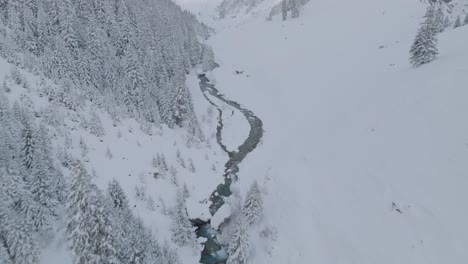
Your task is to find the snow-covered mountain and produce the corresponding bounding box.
[178,0,468,263]
[1,0,468,263]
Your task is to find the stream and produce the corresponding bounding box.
[194,74,263,264]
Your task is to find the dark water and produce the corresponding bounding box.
[195,74,263,264]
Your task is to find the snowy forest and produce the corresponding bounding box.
[0,0,215,131]
[0,0,219,263]
[2,0,468,263]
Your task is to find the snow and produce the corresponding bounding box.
[186,197,212,222]
[179,0,468,263]
[203,88,251,152]
[0,50,226,263]
[211,203,232,230]
[2,0,468,263]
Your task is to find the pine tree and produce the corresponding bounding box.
[161,243,182,264]
[4,217,39,264]
[0,240,12,264]
[464,14,468,25]
[0,204,39,264]
[105,147,113,159]
[0,167,26,212]
[20,118,35,171]
[145,237,163,263]
[171,189,195,247]
[434,6,445,33]
[80,137,88,161]
[152,155,159,168]
[160,154,168,172]
[30,125,59,226]
[89,111,105,137]
[409,5,439,67]
[281,0,288,21]
[182,183,190,200]
[243,181,263,225]
[291,0,299,19]
[169,166,179,186]
[227,216,250,264]
[454,15,462,28]
[66,162,118,264]
[107,179,129,210]
[188,158,196,173]
[201,44,216,72]
[176,150,185,168]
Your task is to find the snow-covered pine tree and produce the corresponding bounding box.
[170,166,179,186]
[89,111,105,137]
[409,5,439,66]
[145,236,163,263]
[152,155,159,168]
[0,167,26,213]
[243,180,263,225]
[20,115,35,171]
[176,150,186,168]
[29,143,57,236]
[162,243,182,264]
[201,44,216,72]
[291,0,299,18]
[227,216,250,264]
[188,158,196,173]
[105,147,113,159]
[171,189,195,247]
[108,179,129,210]
[182,183,190,200]
[0,240,12,264]
[281,0,288,21]
[160,153,168,172]
[66,162,118,264]
[4,214,40,264]
[79,137,88,160]
[146,195,156,211]
[434,6,445,32]
[454,15,462,28]
[0,199,39,264]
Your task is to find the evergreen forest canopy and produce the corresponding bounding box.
[0,0,215,136]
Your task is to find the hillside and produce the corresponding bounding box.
[178,0,468,263]
[1,0,468,263]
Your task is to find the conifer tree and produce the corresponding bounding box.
[20,117,35,171]
[66,162,118,264]
[291,0,299,18]
[0,203,39,264]
[464,14,468,25]
[162,243,182,264]
[108,179,129,210]
[454,15,462,28]
[89,111,105,137]
[243,181,263,225]
[188,158,196,173]
[409,5,439,66]
[4,217,39,264]
[0,241,12,264]
[434,6,445,32]
[227,216,250,264]
[171,189,195,247]
[281,0,288,21]
[105,147,113,159]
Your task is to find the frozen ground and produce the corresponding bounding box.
[179,0,468,263]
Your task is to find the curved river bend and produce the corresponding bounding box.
[194,74,263,264]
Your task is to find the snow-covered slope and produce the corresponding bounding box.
[0,55,227,263]
[179,0,468,263]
